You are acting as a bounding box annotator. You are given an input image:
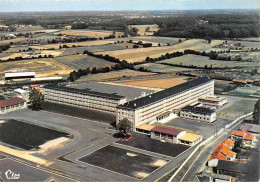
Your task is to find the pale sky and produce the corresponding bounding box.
[0,0,259,12]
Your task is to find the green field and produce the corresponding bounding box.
[134,63,193,73]
[229,86,260,97]
[55,54,114,70]
[116,36,185,45]
[159,54,260,68]
[217,99,258,119]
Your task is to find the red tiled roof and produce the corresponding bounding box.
[232,131,244,137]
[243,134,254,140]
[241,128,249,135]
[0,97,25,108]
[221,139,234,148]
[151,126,183,136]
[210,153,227,160]
[213,144,230,156]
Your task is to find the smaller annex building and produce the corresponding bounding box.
[0,97,26,114]
[151,126,186,143]
[180,106,216,123]
[198,95,228,108]
[5,72,35,80]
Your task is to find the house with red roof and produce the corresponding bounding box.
[221,139,235,149]
[150,126,186,143]
[231,129,255,146]
[0,97,26,114]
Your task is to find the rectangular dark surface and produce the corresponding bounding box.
[116,133,190,157]
[0,119,69,150]
[79,145,167,179]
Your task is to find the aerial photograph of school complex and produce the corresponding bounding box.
[0,0,259,183]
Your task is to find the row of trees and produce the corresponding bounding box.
[0,44,10,53]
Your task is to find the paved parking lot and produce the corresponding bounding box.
[78,145,168,180]
[166,118,231,138]
[116,133,190,157]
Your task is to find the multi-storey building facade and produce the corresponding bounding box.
[43,85,127,113]
[116,77,214,130]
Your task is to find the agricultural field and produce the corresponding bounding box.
[84,44,126,53]
[217,52,260,62]
[55,54,114,70]
[4,46,31,53]
[76,69,155,82]
[53,29,123,38]
[127,36,185,45]
[0,58,73,78]
[159,54,260,68]
[217,99,257,119]
[228,86,260,98]
[96,39,223,63]
[134,63,195,73]
[128,24,159,36]
[0,37,29,44]
[113,76,189,89]
[30,40,116,50]
[230,41,260,49]
[0,50,62,60]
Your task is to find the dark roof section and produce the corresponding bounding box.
[44,84,124,100]
[117,77,213,110]
[0,97,25,108]
[151,126,183,136]
[216,160,247,174]
[181,106,215,115]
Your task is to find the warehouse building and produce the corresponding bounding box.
[0,97,26,114]
[117,77,214,130]
[43,85,127,113]
[180,106,217,123]
[198,95,228,108]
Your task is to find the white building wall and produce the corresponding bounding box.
[117,80,214,128]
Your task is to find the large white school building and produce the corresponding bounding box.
[116,77,214,130]
[43,85,127,113]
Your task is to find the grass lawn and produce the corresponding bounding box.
[217,99,257,119]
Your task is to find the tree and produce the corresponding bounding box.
[117,118,132,138]
[29,88,44,110]
[253,99,260,125]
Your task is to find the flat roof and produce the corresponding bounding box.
[136,124,155,131]
[151,126,184,136]
[199,96,226,102]
[44,84,125,100]
[118,77,213,110]
[179,133,202,142]
[71,82,155,101]
[5,72,35,78]
[0,97,25,108]
[181,106,215,114]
